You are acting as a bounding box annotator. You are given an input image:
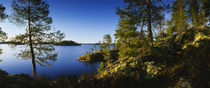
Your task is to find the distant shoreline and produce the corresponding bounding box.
[0,41,82,46]
[0,42,115,46]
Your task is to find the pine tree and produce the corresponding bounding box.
[199,0,209,28]
[11,0,64,79]
[103,34,112,50]
[116,0,165,46]
[0,4,7,21]
[0,4,7,41]
[115,16,144,57]
[171,0,188,33]
[103,34,112,60]
[187,0,200,28]
[0,4,7,57]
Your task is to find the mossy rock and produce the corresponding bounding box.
[78,51,104,63]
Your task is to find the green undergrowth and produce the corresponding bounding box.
[96,28,210,88]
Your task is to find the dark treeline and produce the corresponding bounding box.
[53,40,81,46]
[0,40,80,46]
[0,0,209,88]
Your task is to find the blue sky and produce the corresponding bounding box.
[0,0,173,43]
[0,0,124,43]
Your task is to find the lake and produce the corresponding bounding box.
[0,44,100,79]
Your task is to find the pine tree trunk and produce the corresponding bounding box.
[159,18,162,34]
[179,1,182,32]
[146,0,153,46]
[140,21,145,39]
[201,1,206,28]
[28,0,37,79]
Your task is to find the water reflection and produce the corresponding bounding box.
[0,44,100,79]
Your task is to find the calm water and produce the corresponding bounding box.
[0,44,100,79]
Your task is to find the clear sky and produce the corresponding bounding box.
[0,0,124,43]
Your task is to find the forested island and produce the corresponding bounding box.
[0,0,209,88]
[53,40,81,46]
